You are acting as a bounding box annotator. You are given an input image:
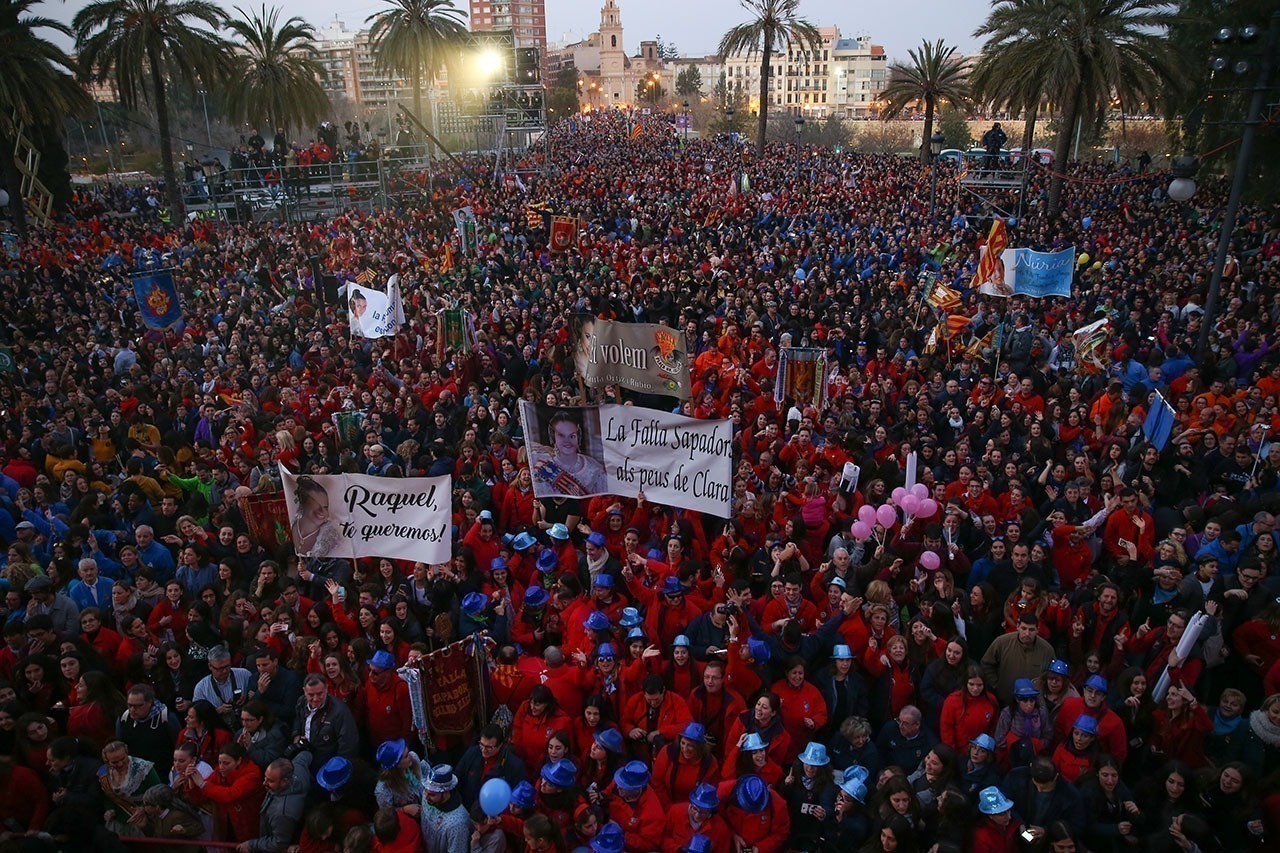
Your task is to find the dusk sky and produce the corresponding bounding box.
[48,0,996,60]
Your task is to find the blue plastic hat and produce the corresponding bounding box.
[978,785,1014,815]
[798,742,830,766]
[589,822,626,853]
[735,775,769,813]
[511,532,537,551]
[423,763,458,793]
[740,732,767,752]
[540,759,577,789]
[490,557,508,572]
[612,760,651,791]
[524,586,549,608]
[367,650,396,671]
[594,727,625,754]
[672,634,691,648]
[587,532,607,548]
[747,638,771,663]
[536,549,558,573]
[461,592,488,616]
[592,573,614,588]
[689,782,719,811]
[838,777,868,804]
[660,576,687,596]
[375,738,406,771]
[1046,659,1071,677]
[595,642,617,660]
[584,611,611,631]
[1013,678,1039,698]
[680,722,706,743]
[1073,714,1100,735]
[548,523,570,540]
[1084,674,1108,693]
[831,644,854,660]
[511,780,537,809]
[316,756,352,791]
[970,734,997,753]
[619,607,643,627]
[683,835,713,853]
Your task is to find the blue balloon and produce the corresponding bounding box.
[479,777,512,817]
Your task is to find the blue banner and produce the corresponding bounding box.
[1008,247,1076,298]
[132,270,182,330]
[1143,392,1177,451]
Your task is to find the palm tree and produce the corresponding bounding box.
[878,39,970,162]
[970,0,1180,216]
[971,1,1048,158]
[366,0,467,139]
[74,0,231,215]
[224,5,330,138]
[0,0,92,235]
[718,0,823,155]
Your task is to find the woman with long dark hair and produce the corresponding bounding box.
[179,699,232,765]
[67,671,125,749]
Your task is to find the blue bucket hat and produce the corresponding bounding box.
[317,756,352,791]
[660,576,687,596]
[1084,674,1108,693]
[524,586,549,608]
[461,592,488,616]
[619,607,643,627]
[536,549,558,573]
[592,573,614,588]
[740,732,766,752]
[540,759,577,788]
[548,523,570,541]
[735,775,769,813]
[511,532,537,551]
[831,644,854,660]
[511,780,537,809]
[689,782,719,811]
[626,627,646,641]
[587,531,607,548]
[798,742,829,766]
[978,785,1014,815]
[367,650,396,671]
[1073,714,1100,735]
[584,611,611,631]
[613,760,651,791]
[594,727,625,754]
[672,634,691,648]
[375,738,406,771]
[595,642,617,660]
[589,822,626,853]
[490,557,508,572]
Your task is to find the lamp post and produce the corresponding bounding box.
[198,89,213,153]
[794,114,805,180]
[930,131,946,216]
[682,99,690,142]
[1195,12,1278,358]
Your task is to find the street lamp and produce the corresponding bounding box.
[682,99,690,142]
[1167,152,1199,202]
[794,114,805,180]
[1194,12,1278,358]
[198,90,213,153]
[930,131,946,215]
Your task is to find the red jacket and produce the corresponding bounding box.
[662,802,732,853]
[371,811,423,852]
[760,596,820,633]
[770,678,828,765]
[720,787,791,853]
[361,673,414,746]
[1053,698,1127,763]
[192,759,264,842]
[621,691,693,761]
[606,785,666,853]
[972,816,1023,853]
[940,689,999,751]
[651,742,720,809]
[1149,704,1212,768]
[510,701,573,769]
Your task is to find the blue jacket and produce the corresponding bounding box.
[67,577,115,611]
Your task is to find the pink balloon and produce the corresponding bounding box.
[851,521,872,541]
[900,494,921,515]
[920,550,941,571]
[918,498,939,517]
[857,505,877,526]
[891,487,907,504]
[910,483,929,499]
[876,505,898,528]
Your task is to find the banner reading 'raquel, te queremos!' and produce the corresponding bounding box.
[279,465,452,563]
[518,401,732,516]
[572,315,691,399]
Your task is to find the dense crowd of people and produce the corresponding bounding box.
[0,105,1279,853]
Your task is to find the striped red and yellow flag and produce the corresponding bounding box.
[629,123,643,140]
[927,280,962,312]
[941,314,971,340]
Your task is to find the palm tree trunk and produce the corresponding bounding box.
[921,97,935,162]
[148,46,183,217]
[1048,89,1081,218]
[0,128,29,239]
[756,40,772,155]
[413,69,423,146]
[1018,102,1039,216]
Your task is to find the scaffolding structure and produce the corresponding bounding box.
[955,152,1035,223]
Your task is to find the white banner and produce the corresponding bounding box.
[518,402,732,516]
[280,465,451,563]
[348,282,399,339]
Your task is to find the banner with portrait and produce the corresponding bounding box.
[518,401,732,516]
[347,283,399,339]
[572,316,691,398]
[279,465,451,562]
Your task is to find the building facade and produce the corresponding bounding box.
[468,0,548,83]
